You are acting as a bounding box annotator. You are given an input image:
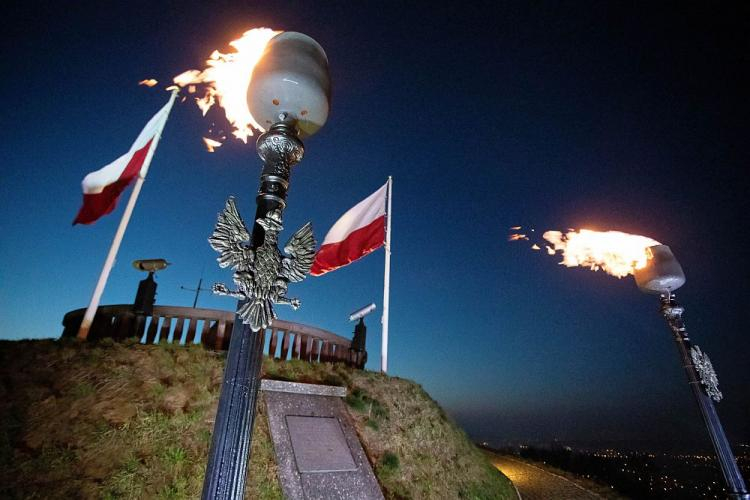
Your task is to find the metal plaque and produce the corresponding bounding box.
[286,416,357,473]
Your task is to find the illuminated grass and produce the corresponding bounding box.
[0,339,513,499]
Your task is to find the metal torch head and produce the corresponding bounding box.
[247,32,331,139]
[633,245,686,294]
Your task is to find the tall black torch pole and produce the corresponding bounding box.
[660,293,749,500]
[202,120,303,500]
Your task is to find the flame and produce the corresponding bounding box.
[508,234,529,241]
[174,69,201,87]
[202,137,223,152]
[138,79,158,87]
[542,229,660,278]
[173,28,280,143]
[531,244,540,250]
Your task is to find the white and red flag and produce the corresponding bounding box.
[73,95,176,225]
[312,178,394,373]
[311,181,388,276]
[75,91,177,341]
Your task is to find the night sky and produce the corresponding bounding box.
[2,1,748,451]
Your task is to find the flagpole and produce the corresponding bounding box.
[381,176,392,372]
[77,90,178,340]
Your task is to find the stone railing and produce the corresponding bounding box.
[61,305,366,368]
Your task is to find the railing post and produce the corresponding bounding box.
[185,318,197,344]
[215,320,227,350]
[145,315,159,344]
[173,317,186,344]
[200,320,212,347]
[269,328,279,358]
[280,330,290,360]
[159,316,172,343]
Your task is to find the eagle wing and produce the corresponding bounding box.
[208,197,254,272]
[280,222,316,282]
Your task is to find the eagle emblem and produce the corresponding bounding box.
[209,197,316,331]
[690,346,722,402]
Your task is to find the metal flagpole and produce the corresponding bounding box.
[381,176,392,373]
[77,90,178,340]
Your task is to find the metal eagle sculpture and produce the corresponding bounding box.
[690,345,723,402]
[209,197,316,332]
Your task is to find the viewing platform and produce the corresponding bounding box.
[62,304,367,369]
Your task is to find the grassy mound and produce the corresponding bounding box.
[0,339,513,499]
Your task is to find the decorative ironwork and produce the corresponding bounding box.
[662,303,685,324]
[209,198,315,331]
[256,123,304,179]
[690,345,723,402]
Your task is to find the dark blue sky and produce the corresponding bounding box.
[2,1,748,451]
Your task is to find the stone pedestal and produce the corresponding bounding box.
[261,380,384,500]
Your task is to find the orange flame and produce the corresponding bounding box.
[174,28,281,143]
[202,137,223,153]
[542,229,660,278]
[138,79,158,87]
[508,234,529,241]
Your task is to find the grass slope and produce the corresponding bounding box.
[0,339,513,499]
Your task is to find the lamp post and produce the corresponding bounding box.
[634,245,749,500]
[202,32,331,500]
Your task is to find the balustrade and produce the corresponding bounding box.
[61,305,366,369]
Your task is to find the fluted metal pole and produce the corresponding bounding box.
[201,316,264,498]
[202,121,303,499]
[660,293,749,500]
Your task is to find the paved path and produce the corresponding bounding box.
[490,455,603,500]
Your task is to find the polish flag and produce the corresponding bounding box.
[73,98,174,225]
[311,182,388,276]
